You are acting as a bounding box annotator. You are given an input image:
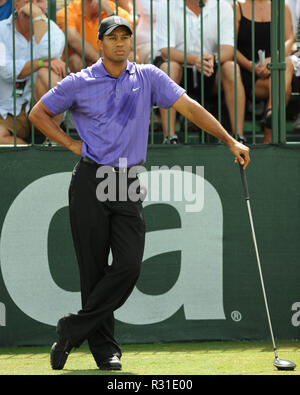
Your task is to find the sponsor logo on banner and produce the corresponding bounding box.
[0,167,225,326]
[0,303,5,326]
[291,302,300,327]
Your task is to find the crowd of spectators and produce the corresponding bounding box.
[56,0,136,72]
[0,0,299,146]
[154,0,246,144]
[0,0,65,145]
[235,0,294,144]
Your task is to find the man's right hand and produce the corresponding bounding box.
[230,140,250,170]
[42,59,69,78]
[193,53,214,77]
[19,3,43,18]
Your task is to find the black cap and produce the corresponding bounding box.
[98,15,132,40]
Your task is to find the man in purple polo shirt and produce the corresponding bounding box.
[29,15,250,372]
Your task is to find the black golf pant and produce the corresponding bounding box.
[61,159,145,364]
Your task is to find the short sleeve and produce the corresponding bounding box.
[41,73,76,114]
[219,2,234,47]
[150,65,185,108]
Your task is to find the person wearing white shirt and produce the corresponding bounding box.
[155,0,246,144]
[136,0,158,64]
[0,0,66,145]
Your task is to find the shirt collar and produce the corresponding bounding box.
[92,59,136,78]
[4,14,13,25]
[178,0,211,16]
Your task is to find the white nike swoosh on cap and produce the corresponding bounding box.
[132,87,141,92]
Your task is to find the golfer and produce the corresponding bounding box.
[29,15,250,371]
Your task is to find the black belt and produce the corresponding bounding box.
[81,156,131,173]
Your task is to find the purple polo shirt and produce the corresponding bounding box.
[41,59,185,167]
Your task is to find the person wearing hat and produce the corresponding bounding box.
[56,0,134,73]
[29,15,250,372]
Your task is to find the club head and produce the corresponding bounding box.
[273,357,296,371]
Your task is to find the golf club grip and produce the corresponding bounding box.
[239,163,250,200]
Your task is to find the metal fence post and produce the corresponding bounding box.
[183,0,188,143]
[150,0,154,145]
[30,1,35,145]
[270,0,287,144]
[49,0,56,23]
[270,0,279,144]
[278,0,286,144]
[251,0,256,144]
[12,0,17,146]
[167,0,170,142]
[81,0,85,69]
[233,0,237,141]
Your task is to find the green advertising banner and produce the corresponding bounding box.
[0,145,299,347]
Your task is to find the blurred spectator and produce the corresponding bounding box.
[117,1,140,32]
[286,0,300,130]
[0,0,65,145]
[136,0,158,64]
[118,0,134,21]
[235,0,294,143]
[56,0,133,72]
[0,0,12,21]
[155,0,246,144]
[286,0,300,40]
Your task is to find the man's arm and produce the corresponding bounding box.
[160,48,214,77]
[17,59,66,79]
[118,0,133,15]
[160,47,198,66]
[219,45,234,64]
[172,93,250,169]
[67,27,99,63]
[29,100,82,156]
[92,0,114,15]
[16,59,42,79]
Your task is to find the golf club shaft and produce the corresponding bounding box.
[239,165,279,359]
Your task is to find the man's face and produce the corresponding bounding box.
[98,26,132,64]
[16,0,47,15]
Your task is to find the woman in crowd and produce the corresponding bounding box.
[235,0,294,143]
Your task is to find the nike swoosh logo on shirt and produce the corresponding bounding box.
[132,87,141,92]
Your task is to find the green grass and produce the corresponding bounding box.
[0,341,299,375]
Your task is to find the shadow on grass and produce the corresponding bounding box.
[0,340,298,357]
[120,340,300,354]
[61,369,136,375]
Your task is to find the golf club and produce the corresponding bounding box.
[239,162,296,371]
